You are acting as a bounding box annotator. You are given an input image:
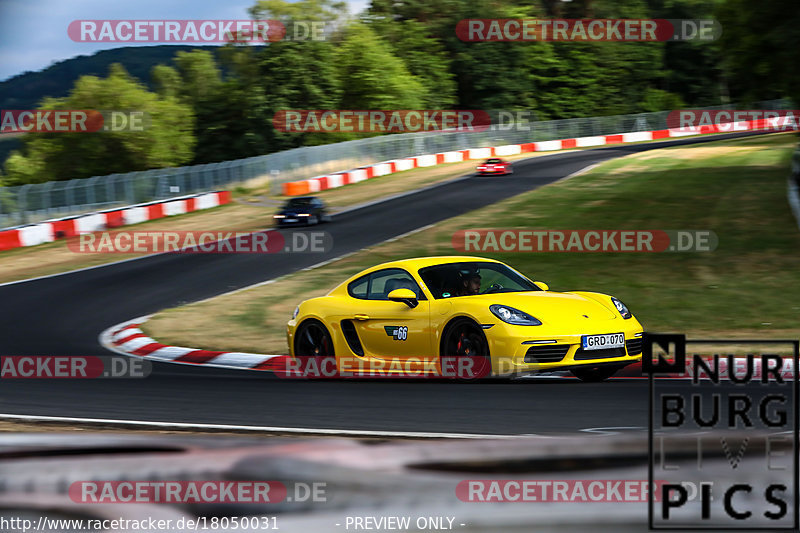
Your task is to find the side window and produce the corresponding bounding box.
[367,269,425,301]
[348,275,369,299]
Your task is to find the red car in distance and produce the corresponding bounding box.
[476,158,513,175]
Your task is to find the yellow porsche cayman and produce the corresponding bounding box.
[286,256,643,381]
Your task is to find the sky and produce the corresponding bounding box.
[0,0,369,82]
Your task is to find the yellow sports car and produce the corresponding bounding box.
[286,256,644,381]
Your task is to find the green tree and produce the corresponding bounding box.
[364,19,457,108]
[367,0,548,112]
[3,64,194,185]
[335,22,426,109]
[246,0,350,148]
[173,50,223,106]
[250,0,348,23]
[717,0,800,106]
[257,39,345,148]
[152,50,244,164]
[151,64,182,99]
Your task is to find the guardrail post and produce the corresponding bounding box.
[18,184,29,225]
[125,174,135,204]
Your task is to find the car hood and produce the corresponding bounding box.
[469,291,618,322]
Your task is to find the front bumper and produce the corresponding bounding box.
[486,321,643,375]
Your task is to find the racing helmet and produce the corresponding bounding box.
[457,266,481,282]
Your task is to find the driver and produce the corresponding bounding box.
[456,268,481,296]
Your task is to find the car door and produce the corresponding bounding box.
[345,268,432,368]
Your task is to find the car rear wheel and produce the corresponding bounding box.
[570,364,623,382]
[441,319,492,380]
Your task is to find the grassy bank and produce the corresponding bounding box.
[142,132,799,353]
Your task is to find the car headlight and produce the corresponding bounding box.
[611,297,632,319]
[489,304,542,325]
[292,306,300,319]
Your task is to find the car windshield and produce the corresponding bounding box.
[284,198,313,209]
[418,262,539,298]
[486,158,502,163]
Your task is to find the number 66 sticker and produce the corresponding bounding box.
[385,326,408,340]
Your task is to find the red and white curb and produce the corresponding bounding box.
[282,119,789,196]
[0,190,232,252]
[100,317,290,372]
[103,318,795,381]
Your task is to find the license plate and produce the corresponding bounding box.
[285,218,297,222]
[581,333,625,350]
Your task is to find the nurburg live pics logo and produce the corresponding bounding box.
[644,333,799,530]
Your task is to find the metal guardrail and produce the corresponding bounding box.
[0,99,791,229]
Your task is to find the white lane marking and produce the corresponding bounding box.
[579,426,647,435]
[562,162,603,180]
[0,413,549,439]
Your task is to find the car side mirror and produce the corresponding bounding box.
[387,288,418,308]
[534,281,549,291]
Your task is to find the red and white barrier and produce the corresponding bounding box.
[0,190,232,252]
[282,119,775,196]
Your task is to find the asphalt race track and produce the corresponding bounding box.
[0,132,769,435]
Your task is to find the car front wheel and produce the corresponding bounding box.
[440,319,492,380]
[295,319,333,357]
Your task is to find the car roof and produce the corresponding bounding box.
[329,256,506,295]
[362,256,501,272]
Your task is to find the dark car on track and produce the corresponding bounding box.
[273,196,329,227]
[476,158,512,175]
